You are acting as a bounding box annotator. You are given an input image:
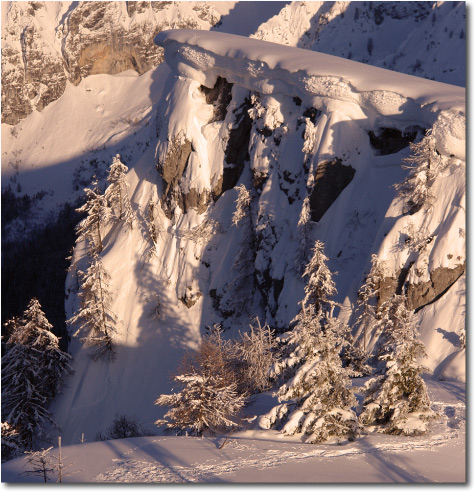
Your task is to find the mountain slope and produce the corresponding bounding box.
[50,29,465,444]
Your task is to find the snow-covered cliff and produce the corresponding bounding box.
[48,28,465,444]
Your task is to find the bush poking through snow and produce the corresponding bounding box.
[232,319,278,395]
[22,447,54,482]
[95,415,145,441]
[359,295,439,435]
[155,327,246,436]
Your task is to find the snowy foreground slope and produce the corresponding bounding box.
[1,379,466,482]
[43,28,466,458]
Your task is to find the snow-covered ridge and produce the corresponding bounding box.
[155,29,465,161]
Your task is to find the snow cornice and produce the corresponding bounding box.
[155,30,465,117]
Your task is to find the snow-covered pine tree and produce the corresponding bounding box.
[17,299,73,398]
[1,341,53,450]
[359,294,438,435]
[258,304,360,443]
[231,183,252,227]
[1,300,73,451]
[22,447,54,482]
[105,154,134,229]
[155,327,246,435]
[355,254,388,353]
[68,253,117,361]
[395,129,445,214]
[294,196,312,275]
[258,246,359,444]
[302,240,337,314]
[75,180,112,253]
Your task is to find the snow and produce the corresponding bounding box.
[155,29,465,113]
[1,379,465,483]
[1,4,466,484]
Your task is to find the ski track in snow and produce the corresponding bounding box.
[94,401,465,483]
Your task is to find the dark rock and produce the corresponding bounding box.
[180,288,202,308]
[213,97,252,200]
[309,158,356,222]
[200,76,233,123]
[368,126,421,156]
[303,107,322,124]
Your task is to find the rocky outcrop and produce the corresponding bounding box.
[213,98,253,199]
[378,263,465,312]
[407,263,466,312]
[309,158,356,222]
[2,1,221,124]
[368,127,421,156]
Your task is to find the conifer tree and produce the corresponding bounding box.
[294,196,312,275]
[258,247,360,444]
[259,306,360,443]
[359,295,438,435]
[395,130,445,214]
[1,300,72,451]
[355,254,387,353]
[302,240,337,314]
[75,181,112,253]
[105,154,134,229]
[68,254,117,361]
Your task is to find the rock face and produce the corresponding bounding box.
[309,158,356,222]
[1,1,221,125]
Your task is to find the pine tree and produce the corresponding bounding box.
[155,327,246,435]
[75,181,112,253]
[359,295,438,435]
[302,240,337,314]
[105,154,134,229]
[258,306,360,443]
[258,247,359,444]
[68,254,117,361]
[1,300,73,451]
[294,196,312,275]
[355,254,387,353]
[395,130,445,214]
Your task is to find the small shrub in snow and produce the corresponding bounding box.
[395,130,446,214]
[22,446,54,482]
[95,415,145,441]
[233,319,278,394]
[155,327,246,435]
[359,295,438,435]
